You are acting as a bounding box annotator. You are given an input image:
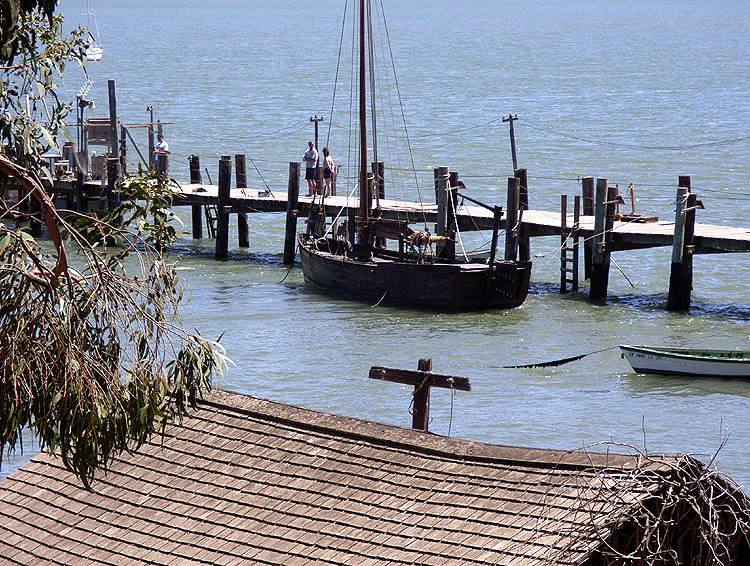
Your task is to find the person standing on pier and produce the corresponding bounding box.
[154,133,170,175]
[303,140,318,196]
[322,147,335,196]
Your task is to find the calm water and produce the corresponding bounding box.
[3,0,750,488]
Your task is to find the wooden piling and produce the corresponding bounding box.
[215,155,231,260]
[488,205,503,266]
[504,177,520,261]
[515,168,530,262]
[28,187,41,236]
[107,80,118,158]
[235,154,250,248]
[445,171,459,260]
[590,178,615,302]
[106,157,121,212]
[189,155,203,239]
[283,161,300,265]
[412,358,432,431]
[368,359,471,432]
[667,176,695,311]
[435,166,449,257]
[582,176,594,280]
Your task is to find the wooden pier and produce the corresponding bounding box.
[164,156,750,311]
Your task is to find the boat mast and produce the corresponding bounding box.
[358,0,369,225]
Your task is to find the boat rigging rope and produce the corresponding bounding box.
[377,0,428,232]
[326,0,349,149]
[238,143,275,198]
[445,175,470,262]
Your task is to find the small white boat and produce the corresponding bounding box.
[620,345,750,378]
[83,0,103,62]
[85,44,103,62]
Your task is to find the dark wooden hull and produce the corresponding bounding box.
[298,234,531,310]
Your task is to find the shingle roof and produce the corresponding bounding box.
[0,390,744,565]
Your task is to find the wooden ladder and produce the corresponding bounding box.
[560,194,580,294]
[204,205,218,239]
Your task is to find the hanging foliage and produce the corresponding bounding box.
[0,2,228,488]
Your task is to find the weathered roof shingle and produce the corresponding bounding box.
[1,389,748,565]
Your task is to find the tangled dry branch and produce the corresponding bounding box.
[556,446,750,565]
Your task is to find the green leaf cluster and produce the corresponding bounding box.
[0,1,230,488]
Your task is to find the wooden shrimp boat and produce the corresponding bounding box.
[297,0,531,310]
[298,234,531,310]
[620,345,750,378]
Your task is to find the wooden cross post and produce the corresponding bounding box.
[368,358,471,431]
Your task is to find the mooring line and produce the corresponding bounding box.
[495,346,619,369]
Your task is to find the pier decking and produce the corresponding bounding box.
[173,182,750,254]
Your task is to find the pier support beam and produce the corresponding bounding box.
[581,176,594,280]
[189,155,203,239]
[504,177,520,261]
[515,168,530,262]
[667,176,695,311]
[283,161,300,265]
[589,178,615,302]
[235,154,250,248]
[215,155,231,260]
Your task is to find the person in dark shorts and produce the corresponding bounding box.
[322,147,335,196]
[303,140,318,195]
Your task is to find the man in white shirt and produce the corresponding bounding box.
[155,133,170,174]
[303,140,318,195]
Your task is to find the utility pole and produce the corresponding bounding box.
[502,114,519,172]
[309,115,324,166]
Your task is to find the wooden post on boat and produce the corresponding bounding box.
[504,177,520,261]
[435,166,449,257]
[515,168,530,262]
[189,155,203,239]
[582,176,594,280]
[446,171,458,260]
[235,154,250,248]
[215,155,231,260]
[283,161,300,265]
[368,358,471,432]
[668,176,696,311]
[589,178,615,302]
[488,205,503,265]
